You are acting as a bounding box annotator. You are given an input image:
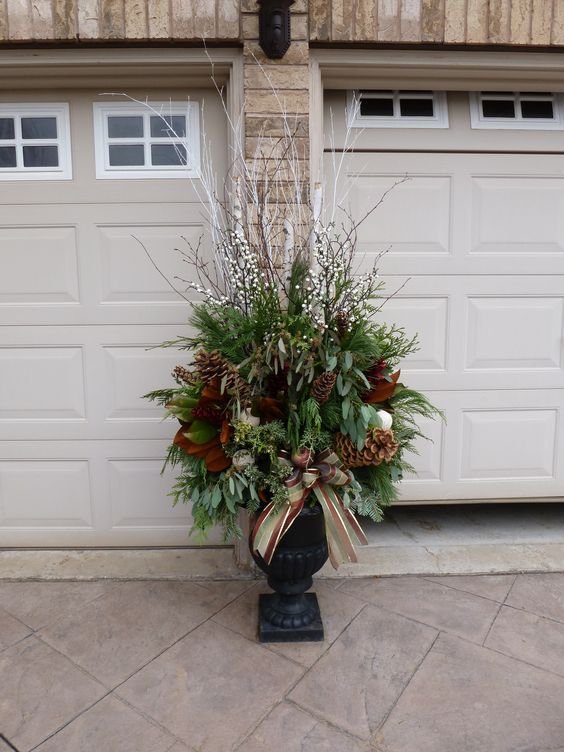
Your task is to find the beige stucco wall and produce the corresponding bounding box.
[0,1,563,46]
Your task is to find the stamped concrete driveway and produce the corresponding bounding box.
[1,573,564,751]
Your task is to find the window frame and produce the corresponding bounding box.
[93,101,201,180]
[0,103,72,180]
[347,90,449,129]
[470,92,564,130]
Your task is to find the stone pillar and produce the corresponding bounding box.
[241,0,310,187]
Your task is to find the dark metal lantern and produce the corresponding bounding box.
[258,0,295,60]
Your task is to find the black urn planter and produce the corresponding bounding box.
[251,503,329,643]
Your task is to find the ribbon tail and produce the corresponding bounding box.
[313,485,368,569]
[251,497,305,565]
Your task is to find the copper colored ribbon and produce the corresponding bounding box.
[251,449,368,569]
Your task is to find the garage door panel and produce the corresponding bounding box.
[471,176,564,255]
[0,203,211,326]
[0,225,79,304]
[346,174,452,255]
[373,277,564,391]
[0,459,93,530]
[0,440,224,546]
[330,154,564,276]
[0,326,195,441]
[465,296,563,371]
[0,346,86,422]
[97,222,206,304]
[399,390,563,501]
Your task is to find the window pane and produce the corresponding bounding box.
[400,98,434,117]
[360,98,394,117]
[151,143,187,166]
[108,144,145,166]
[23,145,59,167]
[21,117,57,139]
[482,99,515,118]
[0,146,17,168]
[107,116,144,139]
[150,115,186,138]
[521,100,554,119]
[0,118,15,140]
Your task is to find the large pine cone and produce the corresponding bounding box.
[311,371,337,404]
[334,428,399,468]
[194,350,251,404]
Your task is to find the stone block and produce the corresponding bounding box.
[488,0,511,43]
[124,0,148,39]
[467,0,488,42]
[148,0,170,38]
[510,0,532,43]
[31,0,54,39]
[53,0,76,38]
[244,63,309,90]
[378,0,401,42]
[531,0,553,45]
[422,0,445,41]
[400,0,422,42]
[100,0,125,38]
[310,0,331,40]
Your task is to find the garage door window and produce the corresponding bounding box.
[348,91,449,128]
[0,103,72,180]
[470,92,563,129]
[93,102,200,179]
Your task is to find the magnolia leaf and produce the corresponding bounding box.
[186,419,218,445]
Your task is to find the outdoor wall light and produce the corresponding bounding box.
[258,0,295,59]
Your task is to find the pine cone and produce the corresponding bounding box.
[194,350,251,405]
[311,371,337,403]
[335,310,349,338]
[365,428,399,463]
[334,427,399,468]
[172,365,195,384]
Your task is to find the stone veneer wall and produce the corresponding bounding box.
[0,0,240,41]
[310,0,564,46]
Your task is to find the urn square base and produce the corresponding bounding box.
[258,592,325,643]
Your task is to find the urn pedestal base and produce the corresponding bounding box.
[251,503,329,644]
[258,592,324,642]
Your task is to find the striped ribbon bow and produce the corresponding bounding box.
[251,448,368,569]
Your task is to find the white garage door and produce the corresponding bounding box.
[0,88,227,545]
[325,90,564,503]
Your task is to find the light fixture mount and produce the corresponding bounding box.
[258,0,295,60]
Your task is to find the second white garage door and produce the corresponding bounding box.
[325,90,564,503]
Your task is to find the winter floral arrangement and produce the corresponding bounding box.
[139,83,441,568]
[145,217,440,568]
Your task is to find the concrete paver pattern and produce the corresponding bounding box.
[0,573,564,751]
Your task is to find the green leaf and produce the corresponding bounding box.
[336,373,343,394]
[212,485,222,508]
[278,337,286,355]
[326,355,338,371]
[342,396,351,420]
[228,476,235,495]
[341,380,352,396]
[185,420,218,445]
[343,351,353,371]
